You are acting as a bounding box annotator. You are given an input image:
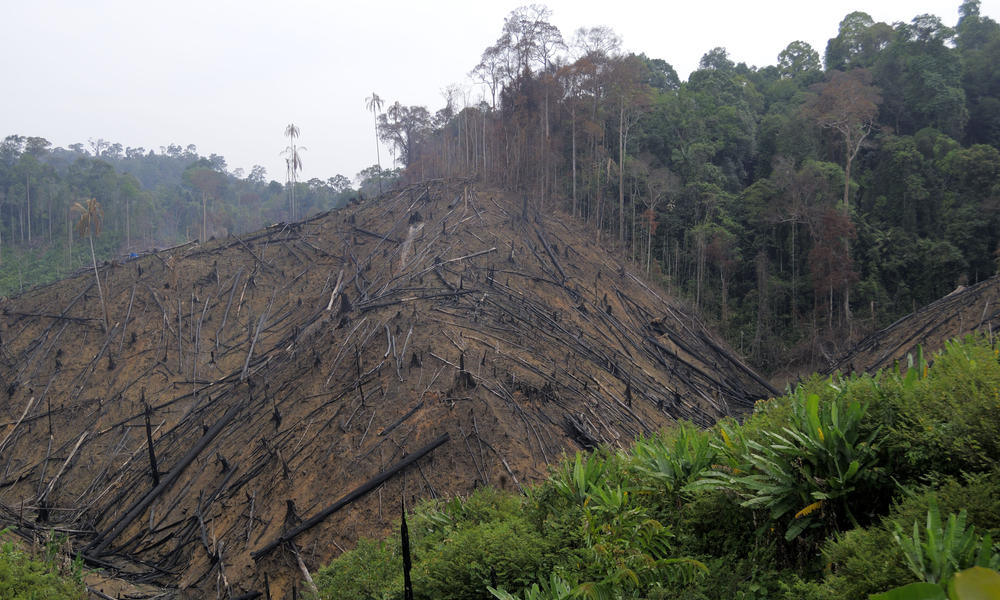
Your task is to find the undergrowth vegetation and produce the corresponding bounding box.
[0,529,86,600]
[315,337,1000,600]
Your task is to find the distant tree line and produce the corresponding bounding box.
[375,0,1000,371]
[0,135,386,295]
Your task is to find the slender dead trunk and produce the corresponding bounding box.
[791,222,797,327]
[646,211,653,274]
[202,191,207,242]
[88,231,108,333]
[571,104,577,218]
[720,270,729,322]
[543,81,550,205]
[66,207,72,271]
[26,173,31,244]
[373,109,383,196]
[619,101,625,244]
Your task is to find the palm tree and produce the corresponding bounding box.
[282,123,303,220]
[71,198,108,332]
[365,93,385,195]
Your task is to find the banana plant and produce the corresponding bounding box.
[550,452,608,506]
[631,422,716,497]
[892,500,1000,585]
[692,388,883,540]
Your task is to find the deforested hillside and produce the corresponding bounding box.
[0,179,774,597]
[830,275,1000,374]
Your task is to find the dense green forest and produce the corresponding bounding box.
[0,136,398,296]
[371,0,1000,371]
[315,337,1000,600]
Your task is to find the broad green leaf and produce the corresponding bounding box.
[785,516,813,541]
[948,566,1000,600]
[869,582,946,600]
[806,394,821,440]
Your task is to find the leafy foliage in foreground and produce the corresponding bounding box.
[316,337,1000,600]
[695,387,884,541]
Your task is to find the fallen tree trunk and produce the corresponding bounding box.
[251,432,449,560]
[86,399,245,556]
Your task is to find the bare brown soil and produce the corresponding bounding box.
[0,180,774,598]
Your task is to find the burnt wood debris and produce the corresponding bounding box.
[830,275,1000,375]
[0,179,773,597]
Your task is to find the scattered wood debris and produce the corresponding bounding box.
[0,179,773,596]
[831,276,1000,374]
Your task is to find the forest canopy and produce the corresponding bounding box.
[371,0,1000,371]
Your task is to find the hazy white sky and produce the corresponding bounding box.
[2,1,996,186]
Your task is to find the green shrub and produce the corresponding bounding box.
[0,531,85,600]
[694,386,885,541]
[576,484,706,597]
[411,511,554,600]
[411,487,526,539]
[315,538,401,600]
[318,489,555,600]
[879,338,1000,481]
[674,487,764,560]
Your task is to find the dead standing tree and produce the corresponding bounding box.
[804,69,881,325]
[71,197,109,333]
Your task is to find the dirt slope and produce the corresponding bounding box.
[831,276,1000,374]
[0,180,774,598]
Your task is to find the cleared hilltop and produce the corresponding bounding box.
[0,180,773,596]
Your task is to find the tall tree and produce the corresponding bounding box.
[71,198,108,332]
[472,43,506,110]
[777,41,822,80]
[283,124,303,220]
[805,69,881,212]
[824,11,893,70]
[378,103,431,167]
[874,16,967,138]
[805,71,878,325]
[365,93,385,195]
